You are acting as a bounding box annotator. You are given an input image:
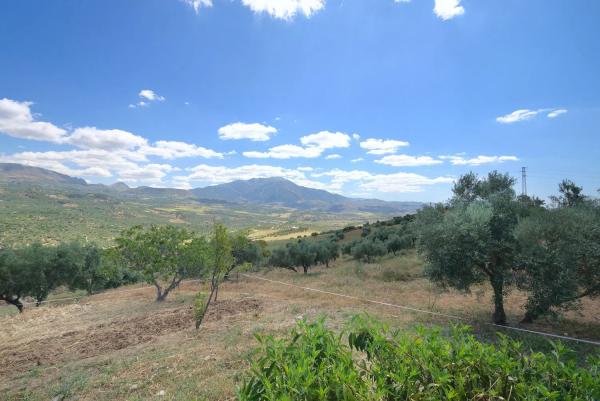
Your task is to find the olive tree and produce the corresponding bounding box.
[416,172,520,325]
[116,225,208,302]
[516,204,600,322]
[0,249,27,312]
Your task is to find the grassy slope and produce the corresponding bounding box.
[0,181,386,247]
[2,252,599,401]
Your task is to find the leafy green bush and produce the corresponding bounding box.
[238,318,600,401]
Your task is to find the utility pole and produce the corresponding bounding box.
[521,167,527,197]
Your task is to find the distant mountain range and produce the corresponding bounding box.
[0,163,423,214]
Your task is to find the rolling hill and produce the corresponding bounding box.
[0,163,423,246]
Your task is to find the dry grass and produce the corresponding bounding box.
[2,253,599,401]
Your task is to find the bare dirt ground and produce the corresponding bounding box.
[1,255,599,401]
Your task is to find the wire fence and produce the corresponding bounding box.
[240,273,600,346]
[2,273,599,346]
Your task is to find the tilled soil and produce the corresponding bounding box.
[0,298,262,376]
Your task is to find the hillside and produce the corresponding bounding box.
[0,163,422,246]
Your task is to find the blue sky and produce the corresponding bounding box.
[1,0,599,202]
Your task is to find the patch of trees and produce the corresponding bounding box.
[1,224,264,315]
[340,219,416,262]
[113,223,259,328]
[0,242,140,312]
[416,172,600,324]
[269,239,339,274]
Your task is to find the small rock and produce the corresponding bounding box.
[157,390,166,396]
[130,384,138,390]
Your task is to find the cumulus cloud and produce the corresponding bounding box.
[547,109,568,118]
[243,144,323,159]
[240,0,324,20]
[351,158,364,163]
[325,154,342,160]
[440,155,519,166]
[300,131,351,150]
[129,89,165,108]
[434,0,464,20]
[361,172,454,193]
[375,154,443,167]
[360,138,410,155]
[139,89,165,102]
[244,131,351,159]
[117,163,178,184]
[313,168,453,193]
[174,164,328,190]
[0,98,67,143]
[0,97,224,185]
[67,127,148,151]
[182,0,213,13]
[141,141,223,160]
[218,122,277,141]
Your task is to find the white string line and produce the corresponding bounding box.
[8,279,206,307]
[241,273,600,347]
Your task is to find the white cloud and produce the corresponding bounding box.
[218,122,277,141]
[175,164,328,190]
[313,168,453,193]
[300,131,351,150]
[497,108,569,123]
[440,154,519,166]
[141,141,223,159]
[129,89,165,108]
[375,154,443,167]
[240,0,324,20]
[360,172,454,193]
[244,130,351,159]
[139,89,165,102]
[182,0,212,14]
[547,109,568,118]
[496,109,539,124]
[67,127,148,151]
[118,163,177,184]
[434,0,464,20]
[352,133,360,141]
[351,157,364,163]
[360,138,410,155]
[325,154,342,160]
[0,98,67,143]
[243,144,323,159]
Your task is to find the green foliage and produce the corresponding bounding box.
[115,225,209,301]
[416,171,520,325]
[238,319,370,401]
[239,317,600,401]
[0,241,120,311]
[350,239,387,262]
[550,179,587,208]
[269,239,339,274]
[516,204,600,322]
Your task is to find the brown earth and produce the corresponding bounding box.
[0,298,261,377]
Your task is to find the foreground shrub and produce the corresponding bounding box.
[238,318,600,401]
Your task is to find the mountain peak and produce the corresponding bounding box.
[0,163,86,186]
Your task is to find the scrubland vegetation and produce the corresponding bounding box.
[1,171,600,400]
